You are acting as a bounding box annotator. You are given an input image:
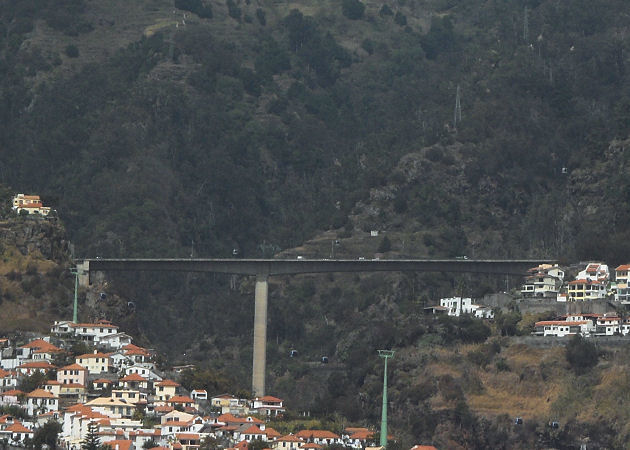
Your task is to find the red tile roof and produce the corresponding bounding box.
[27,389,56,398]
[18,361,55,369]
[119,373,148,382]
[104,440,132,450]
[257,395,283,402]
[295,430,340,439]
[156,379,180,387]
[60,363,88,371]
[6,422,31,433]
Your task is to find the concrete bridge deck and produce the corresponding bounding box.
[75,258,554,396]
[78,258,550,278]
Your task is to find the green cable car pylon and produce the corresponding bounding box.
[378,349,395,447]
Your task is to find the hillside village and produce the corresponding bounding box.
[0,319,389,449]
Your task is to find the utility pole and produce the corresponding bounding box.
[378,349,395,447]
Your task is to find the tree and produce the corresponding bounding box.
[30,421,62,449]
[378,236,392,253]
[342,0,365,20]
[18,371,47,393]
[81,422,101,450]
[565,334,598,374]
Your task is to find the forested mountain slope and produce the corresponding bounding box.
[2,0,630,447]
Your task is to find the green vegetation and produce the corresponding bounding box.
[2,0,630,447]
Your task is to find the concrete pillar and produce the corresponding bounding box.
[252,274,268,397]
[76,261,90,287]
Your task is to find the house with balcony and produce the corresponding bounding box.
[11,194,51,216]
[567,279,607,301]
[250,396,285,416]
[521,264,565,298]
[577,262,610,283]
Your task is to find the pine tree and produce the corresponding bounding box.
[81,422,101,450]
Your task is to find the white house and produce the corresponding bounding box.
[250,396,285,416]
[26,389,58,416]
[439,297,493,318]
[51,320,120,344]
[191,389,208,401]
[577,262,609,283]
[521,264,565,298]
[533,320,593,337]
[11,194,51,216]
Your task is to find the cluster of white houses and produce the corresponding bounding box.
[425,297,494,319]
[0,320,385,450]
[534,313,630,337]
[521,262,630,302]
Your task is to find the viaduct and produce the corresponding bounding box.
[74,258,552,396]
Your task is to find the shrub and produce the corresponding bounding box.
[379,4,394,16]
[226,0,242,21]
[565,334,598,374]
[394,12,407,26]
[175,0,213,18]
[378,236,392,253]
[255,8,266,26]
[342,0,365,20]
[65,44,79,57]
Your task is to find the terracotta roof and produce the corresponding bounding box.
[61,383,86,389]
[27,389,56,398]
[156,379,180,387]
[265,428,282,438]
[257,395,283,402]
[18,361,55,369]
[93,378,113,384]
[568,279,603,285]
[616,264,630,271]
[46,380,62,385]
[72,322,118,329]
[302,444,323,449]
[60,363,88,371]
[278,434,303,442]
[167,395,194,404]
[154,405,174,413]
[6,422,31,433]
[348,430,375,440]
[535,321,588,326]
[120,373,148,382]
[104,440,132,450]
[76,352,111,359]
[1,389,23,396]
[296,430,340,439]
[242,425,264,434]
[176,433,200,440]
[411,446,438,450]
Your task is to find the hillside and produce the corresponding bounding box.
[2,0,630,447]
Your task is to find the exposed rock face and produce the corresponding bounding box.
[0,216,71,263]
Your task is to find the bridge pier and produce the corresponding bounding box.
[252,274,268,397]
[76,261,90,286]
